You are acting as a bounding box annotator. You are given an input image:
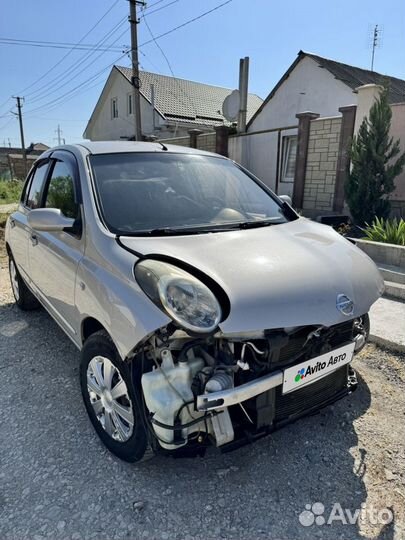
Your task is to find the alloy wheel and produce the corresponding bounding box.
[87,356,134,442]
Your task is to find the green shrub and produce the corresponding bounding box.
[345,86,405,224]
[363,217,405,246]
[0,179,22,204]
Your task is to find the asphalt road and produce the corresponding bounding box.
[0,267,404,540]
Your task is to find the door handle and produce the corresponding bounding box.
[31,234,38,246]
[9,218,15,228]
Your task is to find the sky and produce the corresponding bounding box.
[0,0,404,148]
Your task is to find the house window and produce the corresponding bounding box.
[127,93,133,115]
[281,136,297,182]
[111,97,118,119]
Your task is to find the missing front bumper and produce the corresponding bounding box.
[197,342,356,412]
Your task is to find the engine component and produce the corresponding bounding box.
[210,408,234,446]
[205,371,233,393]
[141,349,205,450]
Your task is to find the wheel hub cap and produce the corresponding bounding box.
[87,356,134,442]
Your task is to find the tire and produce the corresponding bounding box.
[8,255,40,310]
[80,330,150,463]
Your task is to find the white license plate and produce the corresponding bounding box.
[282,342,355,394]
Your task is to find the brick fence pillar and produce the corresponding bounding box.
[188,129,203,149]
[292,112,320,208]
[215,125,230,157]
[333,105,357,212]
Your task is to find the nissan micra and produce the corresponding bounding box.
[5,141,384,462]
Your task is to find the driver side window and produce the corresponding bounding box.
[44,160,78,219]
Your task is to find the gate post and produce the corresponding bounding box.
[333,105,357,212]
[292,112,319,208]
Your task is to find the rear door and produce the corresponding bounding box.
[27,150,84,340]
[9,160,51,280]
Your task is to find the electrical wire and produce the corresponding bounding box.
[138,0,234,49]
[18,0,122,97]
[17,1,234,117]
[0,38,123,52]
[26,19,128,104]
[142,11,198,124]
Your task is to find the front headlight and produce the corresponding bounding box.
[135,259,222,333]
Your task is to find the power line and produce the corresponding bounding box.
[140,0,180,17]
[0,38,124,52]
[21,1,234,117]
[24,51,128,116]
[142,12,198,117]
[139,0,234,49]
[26,18,128,103]
[18,0,122,96]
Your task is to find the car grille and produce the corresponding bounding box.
[271,320,354,370]
[274,365,348,422]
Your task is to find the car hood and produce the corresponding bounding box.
[120,218,384,333]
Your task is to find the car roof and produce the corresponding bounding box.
[69,140,223,157]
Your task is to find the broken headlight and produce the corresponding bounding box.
[135,259,222,333]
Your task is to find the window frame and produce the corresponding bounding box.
[22,159,52,209]
[127,93,133,116]
[111,97,118,119]
[41,151,83,237]
[281,135,298,183]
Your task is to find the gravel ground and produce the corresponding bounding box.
[0,264,404,540]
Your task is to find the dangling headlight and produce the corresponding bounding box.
[135,259,222,333]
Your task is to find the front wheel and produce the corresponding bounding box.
[80,330,149,462]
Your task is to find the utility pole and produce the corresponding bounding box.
[55,124,63,145]
[237,57,249,133]
[129,0,145,141]
[13,96,27,176]
[371,24,380,72]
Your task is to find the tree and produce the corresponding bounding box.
[345,86,405,224]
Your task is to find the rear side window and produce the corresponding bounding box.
[44,160,78,219]
[26,162,49,209]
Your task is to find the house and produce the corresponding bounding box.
[83,66,263,141]
[231,51,405,198]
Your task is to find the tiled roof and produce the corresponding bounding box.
[116,66,263,126]
[248,51,405,128]
[305,52,405,104]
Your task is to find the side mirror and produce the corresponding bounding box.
[279,194,292,206]
[27,208,75,232]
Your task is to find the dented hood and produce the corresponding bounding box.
[120,218,384,332]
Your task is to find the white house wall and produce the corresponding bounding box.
[233,56,357,193]
[86,72,163,141]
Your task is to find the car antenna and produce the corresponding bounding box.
[157,141,168,151]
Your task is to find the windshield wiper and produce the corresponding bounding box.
[122,219,283,236]
[236,219,281,229]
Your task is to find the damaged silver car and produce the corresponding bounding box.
[5,141,384,462]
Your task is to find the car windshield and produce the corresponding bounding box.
[89,152,290,235]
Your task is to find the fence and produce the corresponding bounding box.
[159,131,217,153]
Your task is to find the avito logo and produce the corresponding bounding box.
[294,352,347,384]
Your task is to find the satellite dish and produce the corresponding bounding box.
[222,89,240,122]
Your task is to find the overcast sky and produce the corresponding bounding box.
[0,0,404,147]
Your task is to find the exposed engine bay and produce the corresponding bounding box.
[135,315,369,455]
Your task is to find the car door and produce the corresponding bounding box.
[9,160,51,281]
[27,150,84,341]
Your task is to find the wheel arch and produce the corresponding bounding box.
[81,317,109,344]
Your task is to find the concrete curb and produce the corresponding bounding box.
[369,333,405,354]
